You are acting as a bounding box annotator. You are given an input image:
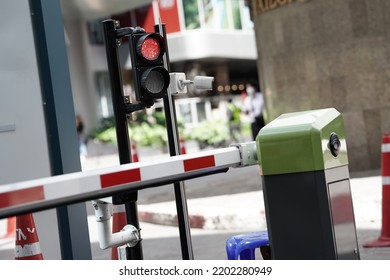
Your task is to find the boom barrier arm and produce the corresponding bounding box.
[0,142,257,219]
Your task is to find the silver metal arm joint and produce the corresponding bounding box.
[230,141,258,167]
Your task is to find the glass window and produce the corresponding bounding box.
[204,0,229,29]
[87,20,104,45]
[183,0,200,29]
[196,102,207,122]
[182,0,253,31]
[241,0,254,30]
[96,72,114,118]
[232,0,242,29]
[179,103,192,123]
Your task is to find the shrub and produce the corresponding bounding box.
[185,119,229,148]
[91,111,181,148]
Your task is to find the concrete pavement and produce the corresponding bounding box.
[136,175,382,230]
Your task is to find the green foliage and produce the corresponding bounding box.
[91,107,249,150]
[183,0,200,29]
[240,121,251,138]
[91,110,182,148]
[185,119,229,148]
[129,122,168,148]
[90,116,115,139]
[91,110,250,149]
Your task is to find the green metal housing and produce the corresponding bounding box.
[257,108,348,175]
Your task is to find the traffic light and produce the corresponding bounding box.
[128,30,170,107]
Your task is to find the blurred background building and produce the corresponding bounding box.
[61,0,258,135]
[60,0,390,172]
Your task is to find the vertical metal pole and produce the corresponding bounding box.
[156,22,194,260]
[102,19,143,260]
[29,0,92,260]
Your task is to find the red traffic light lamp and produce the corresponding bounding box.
[128,31,170,107]
[139,35,162,60]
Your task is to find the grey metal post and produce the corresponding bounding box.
[29,0,92,260]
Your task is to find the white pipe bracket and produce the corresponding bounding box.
[91,200,141,250]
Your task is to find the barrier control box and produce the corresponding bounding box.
[257,108,360,260]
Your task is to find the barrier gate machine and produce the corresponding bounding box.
[257,108,360,260]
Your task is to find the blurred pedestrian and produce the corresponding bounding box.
[243,83,265,140]
[76,114,88,162]
[226,98,241,143]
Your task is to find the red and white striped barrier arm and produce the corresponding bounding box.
[0,144,256,219]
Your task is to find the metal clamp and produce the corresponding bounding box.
[230,141,258,167]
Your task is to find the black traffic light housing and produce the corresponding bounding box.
[128,30,170,107]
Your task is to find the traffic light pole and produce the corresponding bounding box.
[102,18,193,260]
[102,19,143,260]
[156,22,194,260]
